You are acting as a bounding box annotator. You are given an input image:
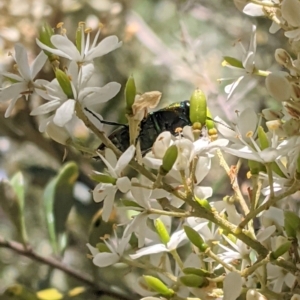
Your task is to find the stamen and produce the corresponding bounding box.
[85,27,92,34]
[56,22,64,28]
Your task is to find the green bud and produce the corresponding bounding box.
[271,162,286,178]
[270,241,292,260]
[96,243,111,253]
[189,89,207,125]
[222,56,243,69]
[184,226,208,252]
[183,267,211,277]
[121,199,142,208]
[90,173,117,184]
[248,159,265,175]
[205,108,215,130]
[160,145,178,175]
[179,274,207,287]
[76,23,84,52]
[55,69,74,98]
[155,219,170,244]
[39,23,59,61]
[284,211,300,238]
[257,126,269,150]
[143,276,174,297]
[195,196,212,211]
[125,75,136,115]
[39,23,54,48]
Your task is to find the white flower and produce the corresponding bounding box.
[217,235,251,270]
[214,107,259,144]
[267,264,296,293]
[130,221,207,260]
[223,272,242,300]
[220,25,257,100]
[31,61,121,128]
[93,145,135,221]
[87,230,131,267]
[222,134,300,164]
[36,25,122,64]
[123,177,168,248]
[0,44,47,117]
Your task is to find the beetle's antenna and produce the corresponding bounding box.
[207,116,233,130]
[84,107,128,128]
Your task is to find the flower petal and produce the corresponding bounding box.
[53,99,76,126]
[93,252,119,267]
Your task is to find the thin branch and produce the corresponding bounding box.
[0,236,135,300]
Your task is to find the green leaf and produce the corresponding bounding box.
[284,211,300,238]
[43,162,79,253]
[222,56,244,68]
[88,209,115,246]
[0,173,28,245]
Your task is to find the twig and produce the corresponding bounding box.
[0,236,134,300]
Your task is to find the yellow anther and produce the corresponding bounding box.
[56,22,64,28]
[246,131,253,138]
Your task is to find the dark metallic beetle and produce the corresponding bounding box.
[98,100,192,153]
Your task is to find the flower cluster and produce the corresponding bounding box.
[2,4,300,300]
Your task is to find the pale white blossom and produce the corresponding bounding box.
[0,44,47,117]
[93,145,135,221]
[36,25,122,64]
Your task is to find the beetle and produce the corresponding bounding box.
[90,100,192,153]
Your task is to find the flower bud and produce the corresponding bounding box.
[284,211,300,238]
[179,274,207,287]
[75,23,84,52]
[257,126,269,150]
[55,69,74,98]
[154,219,170,244]
[125,75,136,115]
[270,237,291,260]
[143,276,174,297]
[206,108,215,130]
[184,226,208,252]
[189,89,207,125]
[90,172,117,184]
[38,23,58,61]
[222,56,243,68]
[282,118,300,136]
[265,72,291,102]
[160,144,178,175]
[195,197,212,211]
[96,243,111,253]
[248,159,265,176]
[45,122,71,145]
[183,267,211,277]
